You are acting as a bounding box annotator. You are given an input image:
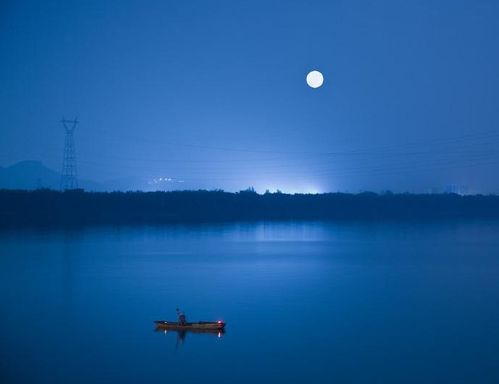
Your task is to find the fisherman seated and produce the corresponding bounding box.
[176,307,187,325]
[179,313,186,325]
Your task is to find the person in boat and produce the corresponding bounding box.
[176,307,187,325]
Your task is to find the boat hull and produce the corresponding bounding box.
[154,320,225,330]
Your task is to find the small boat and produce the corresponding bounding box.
[154,320,226,330]
[154,327,225,336]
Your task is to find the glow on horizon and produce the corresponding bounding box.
[257,183,324,195]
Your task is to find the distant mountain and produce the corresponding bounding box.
[0,161,189,192]
[0,161,101,191]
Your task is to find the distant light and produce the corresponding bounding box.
[306,70,324,88]
[149,177,182,185]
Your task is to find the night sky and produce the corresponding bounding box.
[1,0,498,193]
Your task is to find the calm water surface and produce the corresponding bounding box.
[1,221,499,383]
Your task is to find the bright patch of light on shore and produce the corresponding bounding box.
[260,183,323,194]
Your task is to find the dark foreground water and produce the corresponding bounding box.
[1,221,499,383]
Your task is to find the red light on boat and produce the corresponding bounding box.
[217,320,222,324]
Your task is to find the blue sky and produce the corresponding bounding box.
[1,0,498,193]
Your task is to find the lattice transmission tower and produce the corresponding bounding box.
[60,118,79,190]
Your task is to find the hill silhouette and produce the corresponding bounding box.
[0,161,60,190]
[0,161,102,191]
[1,189,499,228]
[0,161,190,192]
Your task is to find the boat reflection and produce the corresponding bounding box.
[155,326,226,348]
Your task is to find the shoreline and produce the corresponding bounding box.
[2,189,499,228]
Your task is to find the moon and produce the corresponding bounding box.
[306,70,324,88]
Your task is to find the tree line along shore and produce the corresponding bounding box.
[1,189,499,227]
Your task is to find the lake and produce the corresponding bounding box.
[1,221,499,383]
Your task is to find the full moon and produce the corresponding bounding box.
[306,70,324,88]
